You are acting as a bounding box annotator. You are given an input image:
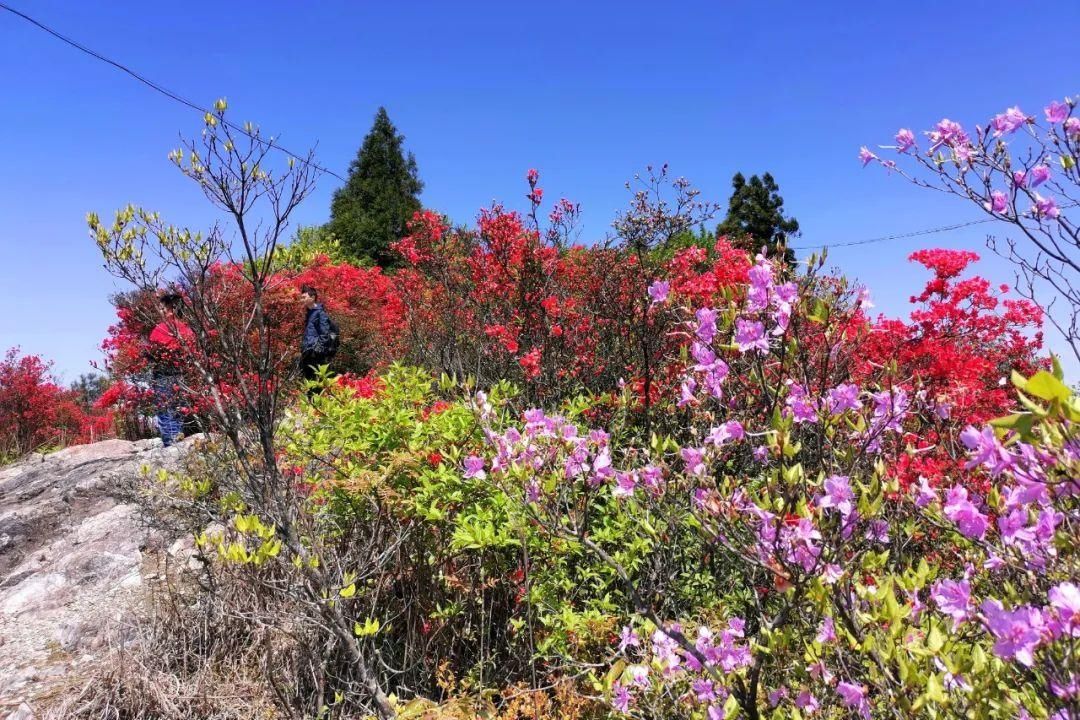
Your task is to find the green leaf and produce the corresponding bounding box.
[353,617,381,637]
[1023,370,1072,403]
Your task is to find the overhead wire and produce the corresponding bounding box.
[3,2,1071,251]
[0,1,347,183]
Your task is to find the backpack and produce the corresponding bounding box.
[324,314,341,359]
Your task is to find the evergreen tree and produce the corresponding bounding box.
[717,172,800,264]
[329,107,423,266]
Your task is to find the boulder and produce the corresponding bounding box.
[0,437,196,712]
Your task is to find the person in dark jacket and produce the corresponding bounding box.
[148,292,194,446]
[298,285,334,390]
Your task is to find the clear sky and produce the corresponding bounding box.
[1,1,1077,381]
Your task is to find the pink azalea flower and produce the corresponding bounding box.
[613,471,638,498]
[990,106,1027,136]
[931,578,972,629]
[795,690,819,714]
[959,426,1013,476]
[681,446,707,476]
[695,307,718,343]
[816,616,836,643]
[927,118,969,151]
[943,486,989,540]
[785,382,819,423]
[821,563,843,584]
[694,679,717,703]
[836,682,870,719]
[1045,100,1069,124]
[618,625,640,653]
[768,688,787,707]
[1032,193,1061,219]
[462,455,486,479]
[678,377,697,408]
[647,279,670,304]
[1066,117,1080,138]
[895,128,916,153]
[859,146,877,167]
[983,190,1009,214]
[818,474,855,517]
[1029,164,1051,188]
[826,383,862,414]
[707,420,744,446]
[1048,582,1080,637]
[980,599,1046,666]
[1013,170,1027,188]
[611,683,632,713]
[734,319,768,354]
[914,475,938,508]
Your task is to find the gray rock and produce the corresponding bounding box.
[5,703,33,720]
[0,437,196,710]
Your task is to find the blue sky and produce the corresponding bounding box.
[1,1,1077,380]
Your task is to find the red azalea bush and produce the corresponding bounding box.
[96,257,407,423]
[0,347,115,460]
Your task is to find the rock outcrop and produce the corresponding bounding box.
[0,437,194,716]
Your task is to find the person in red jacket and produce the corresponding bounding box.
[148,292,194,446]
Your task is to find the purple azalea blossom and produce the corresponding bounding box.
[693,679,717,703]
[1066,117,1080,138]
[895,128,916,152]
[647,279,670,304]
[990,106,1027,136]
[980,599,1046,667]
[707,420,744,446]
[678,377,697,407]
[707,705,725,720]
[681,446,707,476]
[795,690,819,714]
[1046,100,1069,124]
[931,578,972,629]
[927,118,969,151]
[768,688,787,707]
[786,382,819,423]
[859,146,877,167]
[734,319,769,354]
[826,383,862,414]
[1048,582,1080,638]
[462,456,486,479]
[611,683,632,713]
[943,486,989,540]
[984,190,1009,214]
[613,471,638,499]
[818,474,855,517]
[836,682,871,719]
[1033,193,1061,219]
[914,476,938,508]
[695,307,718,343]
[1013,170,1027,188]
[821,564,843,584]
[618,625,640,653]
[784,517,822,571]
[959,425,1013,476]
[816,616,836,644]
[640,465,664,494]
[1029,164,1052,188]
[753,446,769,463]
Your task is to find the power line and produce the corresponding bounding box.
[789,217,995,251]
[0,1,347,183]
[790,202,1078,251]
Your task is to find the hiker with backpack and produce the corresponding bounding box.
[297,284,339,393]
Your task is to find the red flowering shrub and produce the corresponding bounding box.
[857,249,1043,489]
[0,347,114,459]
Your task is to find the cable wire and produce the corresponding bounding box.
[0,1,347,182]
